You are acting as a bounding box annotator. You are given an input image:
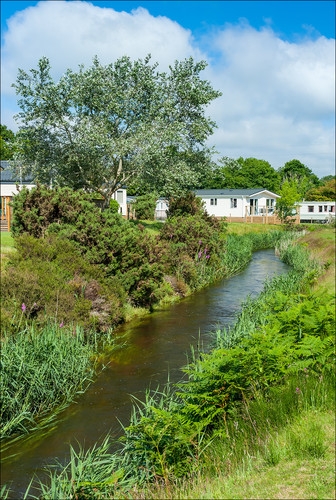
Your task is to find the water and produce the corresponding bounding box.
[1,249,289,497]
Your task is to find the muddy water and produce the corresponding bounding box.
[1,249,289,498]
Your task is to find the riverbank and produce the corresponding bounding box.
[0,221,286,444]
[6,225,333,500]
[139,226,335,500]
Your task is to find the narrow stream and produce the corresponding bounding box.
[1,249,289,498]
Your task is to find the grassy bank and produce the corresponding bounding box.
[8,226,333,500]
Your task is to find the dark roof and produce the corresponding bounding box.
[0,160,34,183]
[194,188,280,197]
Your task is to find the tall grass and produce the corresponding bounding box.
[0,323,95,441]
[215,233,321,349]
[194,229,285,289]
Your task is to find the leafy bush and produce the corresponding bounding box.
[109,198,120,213]
[0,234,125,332]
[10,185,101,238]
[133,193,157,220]
[166,192,207,218]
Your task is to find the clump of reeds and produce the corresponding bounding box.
[0,323,95,441]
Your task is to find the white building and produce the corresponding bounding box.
[298,201,336,223]
[194,188,280,219]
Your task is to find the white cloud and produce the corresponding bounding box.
[204,23,335,175]
[1,1,335,177]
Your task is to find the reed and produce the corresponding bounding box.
[0,323,95,441]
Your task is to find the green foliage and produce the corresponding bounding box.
[120,385,200,483]
[0,124,16,160]
[278,159,320,198]
[13,55,221,203]
[206,156,281,192]
[133,193,157,220]
[10,184,101,238]
[30,436,125,500]
[1,234,125,332]
[305,177,336,201]
[159,213,225,289]
[166,191,207,218]
[0,324,94,439]
[276,179,301,224]
[108,198,120,213]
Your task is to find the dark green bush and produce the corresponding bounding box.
[11,184,101,238]
[133,193,157,220]
[166,192,207,218]
[1,235,125,332]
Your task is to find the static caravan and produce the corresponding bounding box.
[298,201,336,223]
[194,189,280,220]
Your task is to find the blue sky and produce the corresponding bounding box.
[1,1,335,176]
[2,1,335,41]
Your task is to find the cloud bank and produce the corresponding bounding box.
[1,1,334,177]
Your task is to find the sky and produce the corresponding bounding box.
[1,0,335,178]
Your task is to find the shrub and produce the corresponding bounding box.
[133,193,157,220]
[166,192,207,218]
[10,185,101,238]
[0,234,125,332]
[109,198,120,213]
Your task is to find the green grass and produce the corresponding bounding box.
[140,410,335,500]
[0,232,15,256]
[0,232,14,247]
[129,219,164,235]
[226,222,283,235]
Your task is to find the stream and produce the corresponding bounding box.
[1,249,289,498]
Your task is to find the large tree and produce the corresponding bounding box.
[12,55,221,206]
[205,156,280,192]
[278,159,320,197]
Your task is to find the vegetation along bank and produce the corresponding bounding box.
[1,187,284,443]
[19,226,334,500]
[1,184,334,498]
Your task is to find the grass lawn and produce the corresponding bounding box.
[0,232,14,248]
[226,222,282,235]
[0,232,15,263]
[299,226,335,295]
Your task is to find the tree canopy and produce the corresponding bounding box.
[278,159,320,197]
[204,156,281,192]
[12,55,221,205]
[305,177,336,201]
[0,125,16,160]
